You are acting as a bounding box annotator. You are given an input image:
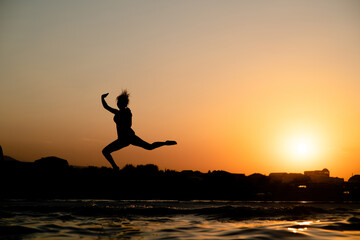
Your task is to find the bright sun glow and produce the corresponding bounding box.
[292,140,313,158]
[277,129,323,165]
[288,135,317,160]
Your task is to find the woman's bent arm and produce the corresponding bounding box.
[101,93,118,114]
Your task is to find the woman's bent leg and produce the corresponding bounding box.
[102,140,129,169]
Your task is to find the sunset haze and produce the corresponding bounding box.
[1,0,360,180]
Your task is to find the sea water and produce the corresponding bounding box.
[1,199,360,239]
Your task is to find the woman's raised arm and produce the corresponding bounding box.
[101,93,118,114]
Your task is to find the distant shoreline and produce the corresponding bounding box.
[1,156,360,201]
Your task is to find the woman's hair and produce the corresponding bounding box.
[117,90,130,107]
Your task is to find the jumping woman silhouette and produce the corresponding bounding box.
[101,90,177,170]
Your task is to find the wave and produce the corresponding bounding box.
[1,200,360,239]
[1,200,359,221]
[0,226,40,237]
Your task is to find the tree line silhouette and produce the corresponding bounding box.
[1,155,360,200]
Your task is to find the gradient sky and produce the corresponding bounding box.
[1,0,359,180]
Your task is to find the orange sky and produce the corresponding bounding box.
[1,0,360,180]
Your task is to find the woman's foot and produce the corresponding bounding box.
[165,140,177,145]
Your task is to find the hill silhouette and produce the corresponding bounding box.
[3,156,20,162]
[1,156,359,200]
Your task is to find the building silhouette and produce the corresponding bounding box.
[270,168,344,185]
[304,168,330,177]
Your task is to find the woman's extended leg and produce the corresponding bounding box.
[102,140,129,170]
[131,135,176,150]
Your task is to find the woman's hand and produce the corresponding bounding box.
[102,93,109,98]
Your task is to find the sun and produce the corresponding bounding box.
[274,125,328,168]
[291,139,314,159]
[281,132,320,162]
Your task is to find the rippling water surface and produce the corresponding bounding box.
[1,200,360,239]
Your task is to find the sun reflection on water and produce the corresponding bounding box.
[297,221,313,226]
[287,221,315,233]
[288,227,308,233]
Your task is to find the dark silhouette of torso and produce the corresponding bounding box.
[114,108,134,138]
